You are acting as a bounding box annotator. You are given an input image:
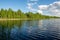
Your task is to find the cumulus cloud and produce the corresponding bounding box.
[27,0,38,12]
[37,10,43,14]
[27,3,36,11]
[38,5,48,10]
[27,3,33,10]
[30,0,38,1]
[38,1,60,16]
[27,0,60,16]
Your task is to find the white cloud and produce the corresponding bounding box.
[30,0,38,1]
[27,0,60,16]
[27,3,32,9]
[27,0,38,4]
[27,3,36,11]
[38,1,60,16]
[38,5,48,10]
[37,10,43,14]
[27,0,38,12]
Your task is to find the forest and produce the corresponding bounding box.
[0,8,59,20]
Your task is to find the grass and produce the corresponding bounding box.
[0,17,59,21]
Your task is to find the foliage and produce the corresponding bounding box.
[0,8,59,20]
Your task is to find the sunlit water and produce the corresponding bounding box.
[0,19,60,40]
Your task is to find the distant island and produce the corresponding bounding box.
[0,8,60,20]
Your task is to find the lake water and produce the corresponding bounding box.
[0,19,60,40]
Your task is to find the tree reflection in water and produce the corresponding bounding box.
[0,20,24,40]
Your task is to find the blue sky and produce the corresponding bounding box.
[0,0,27,12]
[0,0,60,16]
[0,0,58,11]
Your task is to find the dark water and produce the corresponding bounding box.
[0,19,60,40]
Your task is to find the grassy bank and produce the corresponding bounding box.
[0,18,59,21]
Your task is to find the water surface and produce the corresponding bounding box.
[0,19,60,40]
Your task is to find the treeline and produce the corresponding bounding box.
[0,8,59,20]
[0,8,27,19]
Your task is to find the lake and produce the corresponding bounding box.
[0,19,60,40]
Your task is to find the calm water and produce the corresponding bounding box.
[0,19,60,40]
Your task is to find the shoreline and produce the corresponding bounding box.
[0,19,26,20]
[0,18,59,21]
